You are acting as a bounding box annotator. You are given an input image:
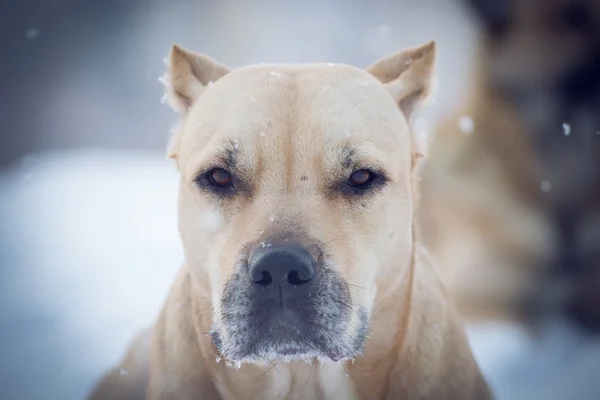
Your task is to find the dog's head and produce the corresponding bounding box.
[163,43,435,363]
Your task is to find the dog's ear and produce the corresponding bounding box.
[367,41,436,121]
[164,44,230,115]
[163,45,230,160]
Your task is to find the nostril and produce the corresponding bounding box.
[254,270,273,286]
[287,270,312,286]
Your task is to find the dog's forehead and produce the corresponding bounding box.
[179,64,410,164]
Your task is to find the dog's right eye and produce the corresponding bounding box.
[207,168,233,188]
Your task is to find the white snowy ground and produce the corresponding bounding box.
[1,150,599,400]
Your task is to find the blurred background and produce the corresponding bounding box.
[0,0,598,399]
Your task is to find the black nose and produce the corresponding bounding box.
[249,244,315,301]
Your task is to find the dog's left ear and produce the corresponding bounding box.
[367,41,436,121]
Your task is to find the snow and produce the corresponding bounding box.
[377,24,391,36]
[201,209,223,231]
[459,115,474,134]
[540,180,552,192]
[25,28,39,39]
[563,123,571,136]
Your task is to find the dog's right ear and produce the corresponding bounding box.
[163,45,230,160]
[164,44,230,115]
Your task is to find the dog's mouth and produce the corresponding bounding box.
[209,267,369,363]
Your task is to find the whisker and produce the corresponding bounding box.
[321,236,344,247]
[341,360,350,378]
[306,359,315,384]
[258,361,280,378]
[346,283,372,294]
[269,360,283,378]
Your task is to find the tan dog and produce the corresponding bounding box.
[88,42,491,400]
[420,0,600,330]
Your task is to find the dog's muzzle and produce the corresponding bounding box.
[212,241,368,363]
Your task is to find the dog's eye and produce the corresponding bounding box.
[348,169,377,187]
[207,168,233,188]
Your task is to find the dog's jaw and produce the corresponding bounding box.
[209,313,369,364]
[208,271,370,364]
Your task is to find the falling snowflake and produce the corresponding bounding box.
[459,116,474,134]
[234,361,242,369]
[215,357,221,363]
[119,368,127,376]
[327,62,335,67]
[540,180,552,192]
[562,123,571,136]
[207,81,214,87]
[25,28,39,39]
[201,209,223,230]
[268,71,281,78]
[259,131,266,137]
[160,94,168,104]
[269,215,275,222]
[233,139,239,150]
[378,24,391,36]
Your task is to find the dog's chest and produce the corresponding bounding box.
[217,362,358,400]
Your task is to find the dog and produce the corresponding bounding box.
[87,41,491,400]
[419,0,600,332]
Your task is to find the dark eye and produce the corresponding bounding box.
[207,168,233,188]
[348,169,377,187]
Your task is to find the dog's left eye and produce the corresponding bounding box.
[348,169,377,187]
[207,168,233,188]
